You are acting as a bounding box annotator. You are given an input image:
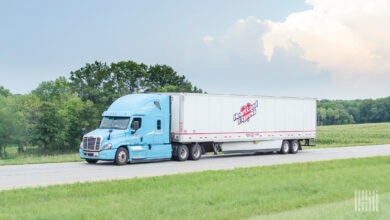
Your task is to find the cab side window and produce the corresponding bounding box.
[157,120,161,130]
[131,118,142,130]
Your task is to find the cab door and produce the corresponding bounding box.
[147,117,171,159]
[128,117,148,160]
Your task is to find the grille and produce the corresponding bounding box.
[82,136,101,151]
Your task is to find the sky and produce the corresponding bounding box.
[0,0,389,99]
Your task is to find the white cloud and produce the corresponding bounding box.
[262,0,390,88]
[203,0,390,95]
[202,17,267,63]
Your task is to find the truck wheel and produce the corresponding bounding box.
[85,159,98,164]
[188,143,202,160]
[280,140,290,154]
[176,145,189,161]
[289,140,299,154]
[115,147,129,165]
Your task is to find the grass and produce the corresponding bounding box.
[0,156,389,219]
[315,122,390,148]
[0,146,83,166]
[252,192,390,220]
[0,153,81,166]
[0,145,82,165]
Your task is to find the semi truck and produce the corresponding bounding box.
[79,93,317,165]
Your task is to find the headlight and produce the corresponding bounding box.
[80,142,83,149]
[102,143,112,150]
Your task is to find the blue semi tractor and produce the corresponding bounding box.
[79,93,317,165]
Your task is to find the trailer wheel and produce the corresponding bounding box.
[176,145,189,161]
[85,159,98,164]
[189,143,202,160]
[280,140,290,154]
[115,147,129,165]
[289,140,299,154]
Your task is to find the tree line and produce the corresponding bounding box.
[0,60,202,157]
[317,98,390,125]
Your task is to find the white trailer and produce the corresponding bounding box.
[80,93,317,165]
[169,93,316,155]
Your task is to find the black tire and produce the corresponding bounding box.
[279,140,290,154]
[115,147,129,165]
[85,159,98,164]
[289,140,299,154]
[176,145,189,161]
[188,143,202,161]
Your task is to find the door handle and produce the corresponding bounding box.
[148,144,152,150]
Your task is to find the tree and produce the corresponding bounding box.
[110,61,148,95]
[32,102,65,152]
[9,94,41,153]
[0,86,11,97]
[145,64,202,93]
[32,77,73,103]
[69,61,111,111]
[0,95,27,157]
[59,97,99,151]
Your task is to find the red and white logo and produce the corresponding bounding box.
[233,100,258,125]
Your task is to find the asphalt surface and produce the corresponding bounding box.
[0,144,389,191]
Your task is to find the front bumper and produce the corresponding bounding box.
[79,148,117,161]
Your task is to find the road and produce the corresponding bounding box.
[1,145,389,191]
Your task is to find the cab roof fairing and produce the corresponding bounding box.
[102,94,168,117]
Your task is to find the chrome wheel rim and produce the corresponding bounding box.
[282,142,289,152]
[180,147,188,159]
[292,142,298,152]
[193,146,201,158]
[118,150,127,163]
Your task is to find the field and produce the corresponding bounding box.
[0,156,388,219]
[1,122,389,165]
[316,122,390,148]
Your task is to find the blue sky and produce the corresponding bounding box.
[1,0,389,99]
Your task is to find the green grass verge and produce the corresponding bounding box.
[315,122,390,148]
[0,156,389,219]
[251,192,390,220]
[0,153,82,166]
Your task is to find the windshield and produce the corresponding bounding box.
[99,117,130,130]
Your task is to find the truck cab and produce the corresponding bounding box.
[79,94,172,165]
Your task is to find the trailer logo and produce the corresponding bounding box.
[233,100,258,125]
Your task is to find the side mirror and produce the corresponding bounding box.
[81,128,87,135]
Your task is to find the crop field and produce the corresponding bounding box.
[315,122,390,148]
[0,156,388,219]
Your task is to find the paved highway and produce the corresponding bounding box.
[0,145,389,191]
